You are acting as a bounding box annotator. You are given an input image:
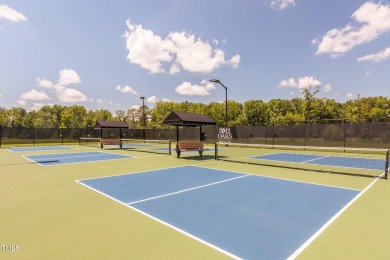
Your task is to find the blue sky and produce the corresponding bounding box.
[1,0,390,112]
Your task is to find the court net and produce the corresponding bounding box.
[79,138,171,155]
[121,139,171,155]
[215,142,389,179]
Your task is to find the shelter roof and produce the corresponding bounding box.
[95,120,128,129]
[163,111,216,126]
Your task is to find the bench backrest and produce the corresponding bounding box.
[100,138,121,145]
[177,141,204,149]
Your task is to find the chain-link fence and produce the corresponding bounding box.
[1,122,389,148]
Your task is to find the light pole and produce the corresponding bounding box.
[209,79,228,127]
[140,96,146,139]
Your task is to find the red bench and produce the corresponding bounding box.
[176,141,206,158]
[100,138,122,149]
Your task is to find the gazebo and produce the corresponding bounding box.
[163,111,216,143]
[94,120,128,139]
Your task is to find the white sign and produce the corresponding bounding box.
[218,127,232,143]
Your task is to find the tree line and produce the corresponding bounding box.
[0,94,389,129]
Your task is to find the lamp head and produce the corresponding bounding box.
[209,79,221,84]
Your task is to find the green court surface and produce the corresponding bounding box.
[1,145,390,259]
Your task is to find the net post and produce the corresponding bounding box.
[385,150,389,180]
[169,141,171,155]
[215,142,218,160]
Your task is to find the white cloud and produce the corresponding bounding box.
[123,19,240,74]
[130,105,140,110]
[0,94,3,98]
[169,64,181,75]
[147,96,158,103]
[175,80,216,96]
[56,88,87,103]
[270,0,295,10]
[228,54,241,68]
[278,76,321,89]
[57,69,81,86]
[17,99,26,106]
[357,47,390,62]
[347,92,354,99]
[313,2,390,57]
[0,5,28,22]
[20,89,50,101]
[161,98,171,102]
[20,69,88,107]
[37,78,54,88]
[30,102,44,111]
[323,84,332,92]
[116,85,138,94]
[278,77,298,88]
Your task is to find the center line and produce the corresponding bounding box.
[127,175,250,205]
[302,156,328,163]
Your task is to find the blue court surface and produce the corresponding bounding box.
[78,166,360,259]
[8,146,72,152]
[25,152,132,166]
[251,152,385,170]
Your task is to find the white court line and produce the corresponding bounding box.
[28,152,127,161]
[76,179,243,260]
[127,175,250,205]
[287,171,385,259]
[302,156,328,163]
[195,164,362,192]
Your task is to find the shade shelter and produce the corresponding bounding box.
[94,121,128,139]
[163,111,216,143]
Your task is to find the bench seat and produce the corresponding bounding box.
[175,141,207,158]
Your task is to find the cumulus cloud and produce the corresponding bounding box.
[313,2,390,57]
[161,98,171,102]
[57,69,81,86]
[347,92,354,99]
[147,96,158,103]
[278,76,321,89]
[357,47,390,62]
[123,19,240,74]
[0,5,28,22]
[30,102,45,111]
[19,69,88,107]
[323,84,332,92]
[130,105,140,110]
[175,80,216,96]
[37,78,54,88]
[56,88,87,103]
[20,89,50,101]
[270,0,295,10]
[116,85,138,94]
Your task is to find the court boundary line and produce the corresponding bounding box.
[194,164,363,192]
[287,172,384,259]
[24,152,133,167]
[7,146,72,152]
[127,174,250,205]
[76,164,365,258]
[246,154,385,172]
[76,179,243,260]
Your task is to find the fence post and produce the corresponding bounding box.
[343,119,346,149]
[385,150,389,180]
[61,127,64,146]
[32,125,35,146]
